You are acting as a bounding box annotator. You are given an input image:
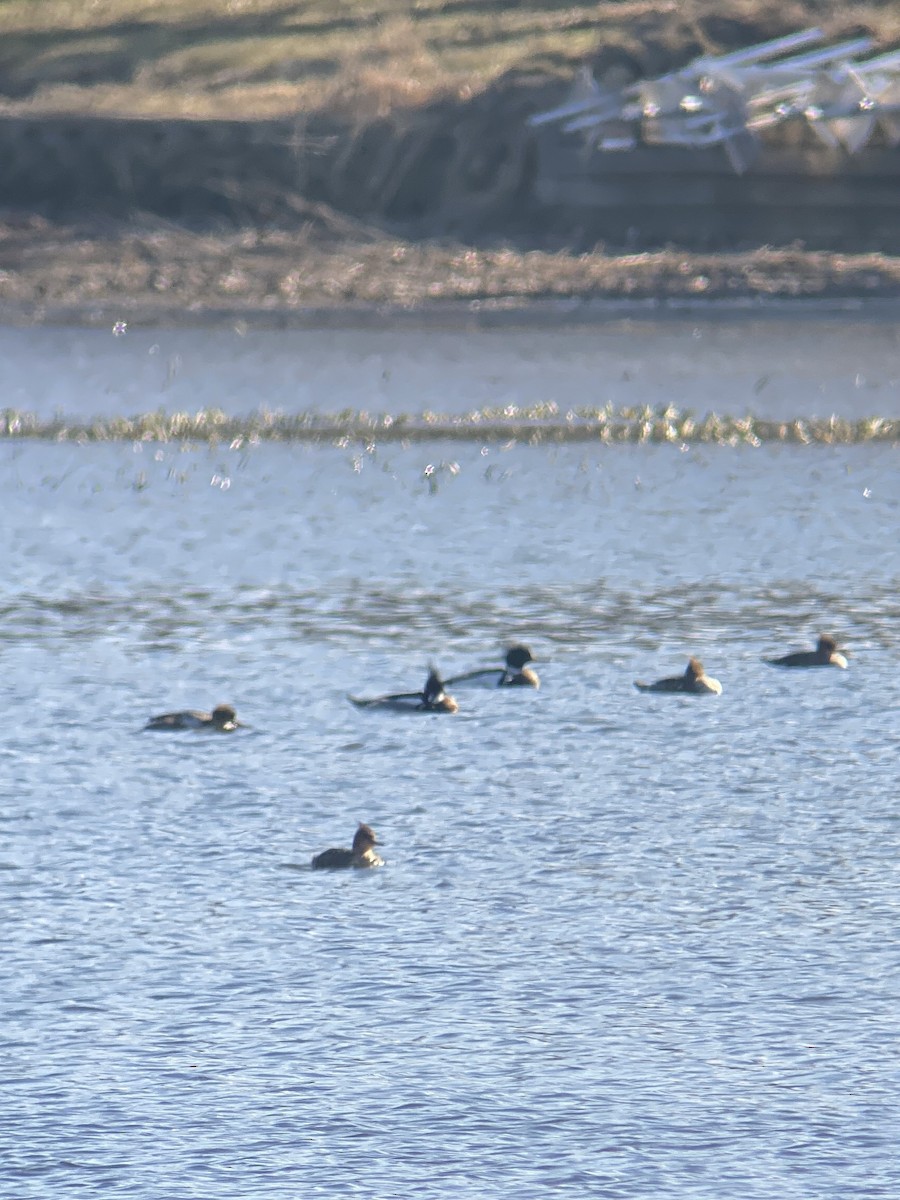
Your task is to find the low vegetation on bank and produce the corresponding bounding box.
[2,1,900,312]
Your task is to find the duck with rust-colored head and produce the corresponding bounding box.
[446,644,540,689]
[349,667,459,713]
[144,703,244,732]
[635,657,722,695]
[765,634,848,670]
[311,823,384,870]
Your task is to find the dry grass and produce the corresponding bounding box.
[1,0,898,120]
[1,401,896,447]
[2,216,900,317]
[3,0,899,309]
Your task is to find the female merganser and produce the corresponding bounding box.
[765,633,848,669]
[144,703,243,731]
[446,645,539,689]
[349,668,459,713]
[634,657,722,695]
[311,823,384,870]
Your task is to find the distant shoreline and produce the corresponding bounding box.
[3,217,900,331]
[6,293,900,334]
[4,1,900,338]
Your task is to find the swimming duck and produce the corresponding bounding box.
[311,823,384,870]
[765,633,848,669]
[446,644,539,689]
[634,657,722,695]
[144,703,244,731]
[349,668,459,713]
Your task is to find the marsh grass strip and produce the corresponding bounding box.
[1,407,897,446]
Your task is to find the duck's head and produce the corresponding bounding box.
[353,823,380,852]
[685,658,704,680]
[817,634,838,656]
[211,704,239,728]
[423,668,446,703]
[505,645,535,670]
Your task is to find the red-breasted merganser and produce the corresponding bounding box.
[311,823,384,870]
[349,669,459,713]
[446,645,539,689]
[765,634,848,669]
[144,704,244,731]
[634,657,722,695]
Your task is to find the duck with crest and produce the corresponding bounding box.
[144,704,244,732]
[311,823,384,870]
[349,668,459,713]
[445,644,539,689]
[765,634,848,669]
[634,658,722,695]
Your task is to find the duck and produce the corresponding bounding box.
[445,644,539,689]
[634,657,722,695]
[765,633,848,669]
[144,703,244,731]
[311,823,384,870]
[349,668,459,713]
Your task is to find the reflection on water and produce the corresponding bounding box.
[1,323,899,1200]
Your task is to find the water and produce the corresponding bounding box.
[2,315,899,1199]
[3,312,900,420]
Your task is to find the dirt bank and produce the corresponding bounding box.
[2,2,900,320]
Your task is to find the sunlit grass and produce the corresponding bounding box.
[0,0,610,117]
[2,0,898,118]
[1,406,895,447]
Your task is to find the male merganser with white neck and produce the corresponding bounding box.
[445,645,539,689]
[349,668,459,713]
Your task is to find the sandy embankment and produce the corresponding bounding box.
[3,4,900,326]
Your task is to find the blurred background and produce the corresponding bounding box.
[1,0,899,314]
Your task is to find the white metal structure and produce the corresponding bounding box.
[528,29,900,174]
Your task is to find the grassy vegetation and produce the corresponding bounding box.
[2,0,899,120]
[3,2,900,311]
[1,404,896,447]
[4,218,900,314]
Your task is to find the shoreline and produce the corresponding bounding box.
[3,216,900,332]
[5,292,900,333]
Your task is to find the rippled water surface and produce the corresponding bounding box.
[2,317,899,1199]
